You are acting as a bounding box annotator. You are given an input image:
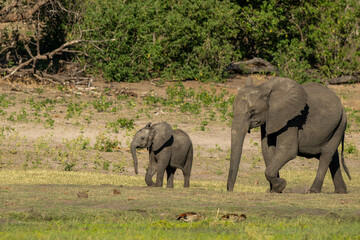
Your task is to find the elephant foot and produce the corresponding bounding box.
[334,181,347,194]
[270,178,286,193]
[334,187,347,194]
[145,180,155,187]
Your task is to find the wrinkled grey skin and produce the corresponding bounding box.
[131,122,193,188]
[227,77,351,193]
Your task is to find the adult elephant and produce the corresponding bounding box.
[131,122,193,188]
[227,77,351,193]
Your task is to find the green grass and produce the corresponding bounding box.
[1,170,360,239]
[2,216,359,239]
[0,84,359,239]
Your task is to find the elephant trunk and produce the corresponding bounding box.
[130,141,139,174]
[227,122,247,191]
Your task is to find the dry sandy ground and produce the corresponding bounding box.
[0,75,359,185]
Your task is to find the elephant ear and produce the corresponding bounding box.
[151,122,173,152]
[263,78,308,135]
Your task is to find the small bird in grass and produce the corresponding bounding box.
[221,213,247,221]
[177,212,202,222]
[77,191,89,198]
[113,189,121,195]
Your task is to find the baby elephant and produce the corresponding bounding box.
[130,122,193,188]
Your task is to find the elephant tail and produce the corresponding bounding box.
[341,132,351,180]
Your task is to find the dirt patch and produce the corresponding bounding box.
[0,76,359,188]
[284,185,309,194]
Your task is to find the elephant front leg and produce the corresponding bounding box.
[264,127,298,193]
[145,168,156,186]
[265,164,287,193]
[155,164,167,187]
[261,126,277,192]
[145,155,157,186]
[154,153,171,187]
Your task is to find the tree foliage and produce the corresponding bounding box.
[236,0,360,83]
[77,0,242,82]
[1,0,359,83]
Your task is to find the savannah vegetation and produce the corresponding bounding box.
[0,80,359,239]
[1,0,359,83]
[1,0,360,239]
[1,169,360,239]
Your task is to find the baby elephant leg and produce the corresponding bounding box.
[166,167,176,188]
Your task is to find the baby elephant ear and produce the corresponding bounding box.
[262,78,308,135]
[151,122,173,152]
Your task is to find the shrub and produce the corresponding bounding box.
[106,118,135,133]
[345,142,359,155]
[92,96,113,112]
[94,133,120,152]
[64,0,359,83]
[77,0,241,82]
[237,0,360,83]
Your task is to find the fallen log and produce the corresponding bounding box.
[225,57,278,75]
[327,75,360,85]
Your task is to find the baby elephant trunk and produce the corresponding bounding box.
[130,141,139,174]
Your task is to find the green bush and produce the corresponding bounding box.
[70,0,360,83]
[106,118,134,133]
[237,0,360,83]
[77,0,241,82]
[94,133,120,152]
[2,0,359,83]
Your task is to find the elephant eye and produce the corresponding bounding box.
[141,137,145,140]
[249,108,256,115]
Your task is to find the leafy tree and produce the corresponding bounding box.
[77,0,242,82]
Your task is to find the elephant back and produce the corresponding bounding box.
[172,129,192,149]
[169,129,192,168]
[299,83,344,150]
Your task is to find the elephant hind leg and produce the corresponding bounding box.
[329,150,347,193]
[183,171,190,188]
[309,144,345,193]
[166,167,176,188]
[309,112,347,194]
[309,152,333,193]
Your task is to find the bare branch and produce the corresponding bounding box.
[289,14,304,42]
[24,45,34,58]
[1,38,113,85]
[36,10,41,56]
[5,58,33,78]
[0,46,14,55]
[0,0,18,16]
[0,0,49,23]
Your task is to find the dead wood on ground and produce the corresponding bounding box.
[225,57,278,75]
[327,75,360,85]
